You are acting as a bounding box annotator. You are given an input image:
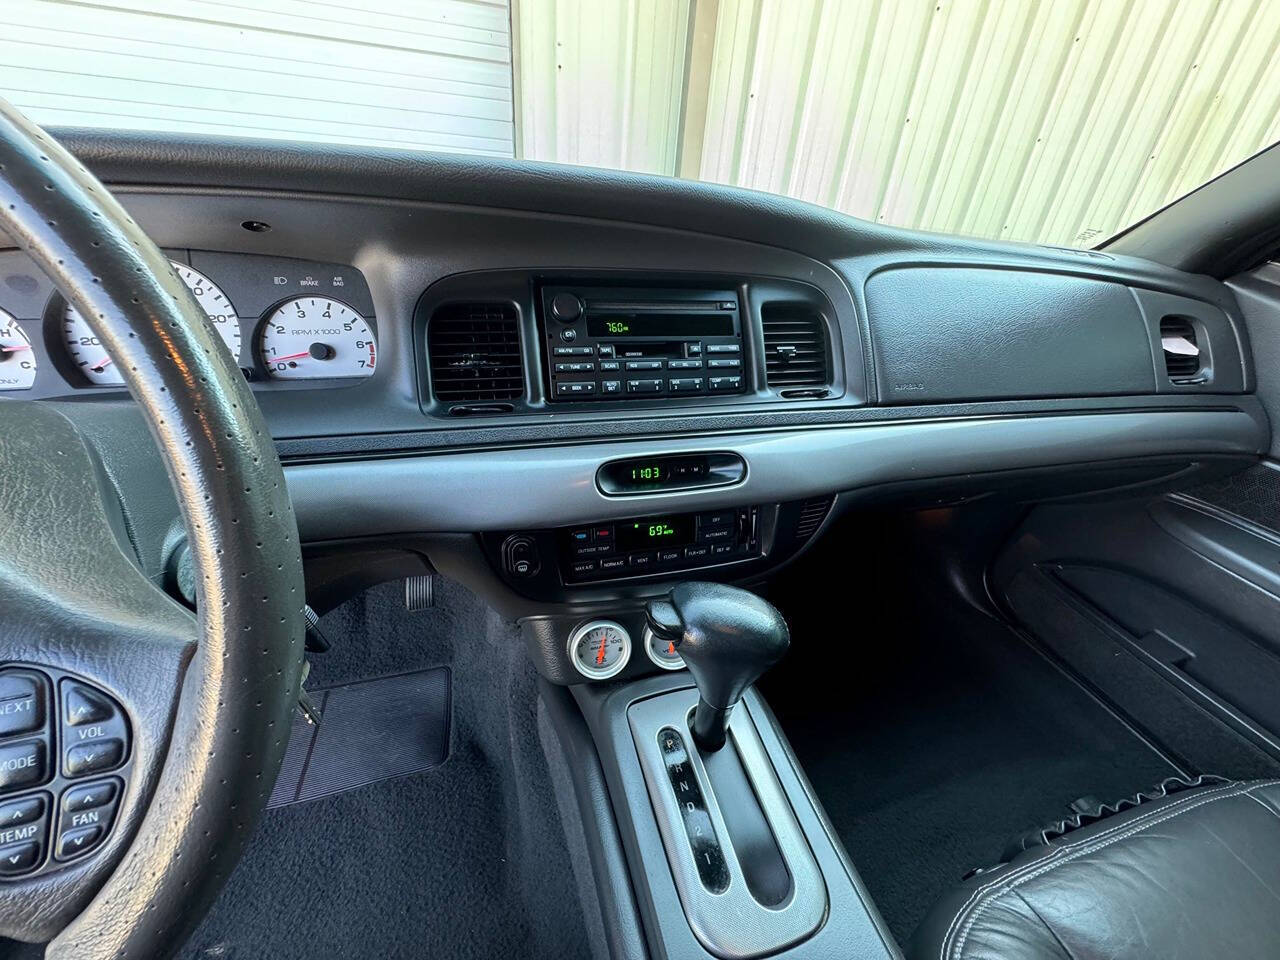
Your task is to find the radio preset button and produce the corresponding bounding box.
[625,379,664,394]
[707,358,741,369]
[706,343,741,354]
[708,375,743,392]
[668,378,705,393]
[624,360,663,371]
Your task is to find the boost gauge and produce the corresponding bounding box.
[568,620,632,681]
[63,262,241,385]
[258,298,375,379]
[0,310,37,391]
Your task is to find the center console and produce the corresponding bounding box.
[567,583,898,960]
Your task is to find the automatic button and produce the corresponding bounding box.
[64,739,123,778]
[0,741,46,793]
[0,842,40,877]
[55,824,103,861]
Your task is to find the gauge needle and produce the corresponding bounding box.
[596,635,608,665]
[666,641,676,656]
[1,344,31,357]
[272,351,312,363]
[90,355,113,372]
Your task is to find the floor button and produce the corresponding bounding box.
[65,739,123,777]
[0,741,46,793]
[0,841,40,876]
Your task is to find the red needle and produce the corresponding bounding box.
[90,355,112,372]
[272,351,311,363]
[1,344,30,354]
[596,635,608,665]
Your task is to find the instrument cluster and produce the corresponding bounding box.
[0,250,378,396]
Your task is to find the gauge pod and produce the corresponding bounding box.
[643,624,686,671]
[568,620,632,681]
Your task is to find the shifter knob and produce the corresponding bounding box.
[646,582,790,751]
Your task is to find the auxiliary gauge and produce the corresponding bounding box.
[568,620,632,681]
[0,309,37,390]
[643,625,686,671]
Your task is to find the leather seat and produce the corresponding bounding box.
[909,778,1280,960]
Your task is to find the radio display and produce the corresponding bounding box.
[586,313,735,338]
[616,514,695,552]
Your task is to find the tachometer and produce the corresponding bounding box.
[0,310,37,391]
[63,262,241,385]
[257,298,375,380]
[568,620,632,681]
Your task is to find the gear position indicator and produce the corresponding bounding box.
[658,726,728,894]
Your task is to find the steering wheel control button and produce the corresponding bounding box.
[55,824,103,861]
[65,739,124,778]
[0,841,41,877]
[0,795,45,827]
[58,679,129,780]
[0,672,44,737]
[64,684,114,727]
[62,780,118,814]
[0,740,46,793]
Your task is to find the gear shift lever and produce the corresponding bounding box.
[646,582,790,751]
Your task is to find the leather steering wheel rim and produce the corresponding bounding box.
[0,102,305,958]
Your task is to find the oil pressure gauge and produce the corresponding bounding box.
[568,620,632,681]
[643,625,686,671]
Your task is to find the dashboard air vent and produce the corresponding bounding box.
[762,307,828,389]
[1160,316,1201,381]
[795,497,834,541]
[429,302,524,404]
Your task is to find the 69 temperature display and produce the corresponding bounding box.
[258,298,376,380]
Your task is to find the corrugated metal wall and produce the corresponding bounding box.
[517,0,1280,247]
[2,0,515,155]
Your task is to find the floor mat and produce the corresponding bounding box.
[268,668,451,808]
[764,585,1180,948]
[177,579,592,960]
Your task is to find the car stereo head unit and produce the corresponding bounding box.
[540,285,747,401]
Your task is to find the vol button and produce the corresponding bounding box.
[64,684,114,727]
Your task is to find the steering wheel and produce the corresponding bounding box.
[0,102,304,957]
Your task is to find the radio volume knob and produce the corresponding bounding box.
[550,293,583,323]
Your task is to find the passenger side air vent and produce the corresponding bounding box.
[1160,316,1202,381]
[762,306,829,391]
[428,302,524,405]
[795,497,834,541]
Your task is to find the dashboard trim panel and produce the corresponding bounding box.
[282,409,1265,541]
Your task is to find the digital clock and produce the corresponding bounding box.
[630,463,664,482]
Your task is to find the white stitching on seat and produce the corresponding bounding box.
[940,779,1280,960]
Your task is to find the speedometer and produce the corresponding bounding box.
[63,262,241,385]
[257,298,376,380]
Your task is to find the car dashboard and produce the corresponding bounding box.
[0,128,1267,685]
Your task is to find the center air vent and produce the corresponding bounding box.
[762,307,828,389]
[428,302,524,404]
[1160,316,1201,381]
